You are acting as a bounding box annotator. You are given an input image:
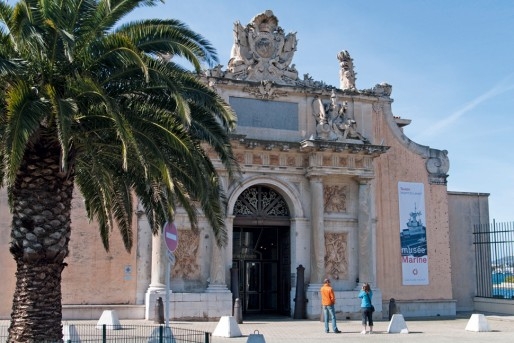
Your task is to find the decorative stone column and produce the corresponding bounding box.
[145,229,167,320]
[305,175,327,320]
[149,231,167,289]
[206,237,229,293]
[225,215,235,285]
[357,178,375,286]
[290,218,310,278]
[135,207,152,305]
[205,216,232,320]
[205,217,233,293]
[309,175,326,284]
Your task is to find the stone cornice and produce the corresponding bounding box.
[231,134,298,152]
[299,139,390,156]
[230,134,389,157]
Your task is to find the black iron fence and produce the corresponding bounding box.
[473,221,514,299]
[0,324,211,343]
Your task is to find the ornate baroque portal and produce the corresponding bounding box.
[234,185,290,226]
[232,185,291,315]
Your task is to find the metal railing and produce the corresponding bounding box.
[0,324,211,343]
[473,221,514,299]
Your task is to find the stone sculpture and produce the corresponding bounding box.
[312,90,369,143]
[337,50,357,91]
[225,10,299,85]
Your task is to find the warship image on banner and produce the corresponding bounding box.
[400,204,427,257]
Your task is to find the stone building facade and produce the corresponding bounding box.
[0,10,486,321]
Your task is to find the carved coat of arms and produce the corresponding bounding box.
[226,10,299,85]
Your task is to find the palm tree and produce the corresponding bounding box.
[0,0,239,341]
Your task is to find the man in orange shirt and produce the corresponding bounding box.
[320,278,341,333]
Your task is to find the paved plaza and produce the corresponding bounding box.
[166,313,514,343]
[2,312,513,342]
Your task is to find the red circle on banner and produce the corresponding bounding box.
[163,222,178,252]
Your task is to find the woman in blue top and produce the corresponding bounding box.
[358,283,373,334]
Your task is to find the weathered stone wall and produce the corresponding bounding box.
[0,188,16,319]
[448,191,489,312]
[60,194,138,305]
[374,99,454,310]
[0,188,138,319]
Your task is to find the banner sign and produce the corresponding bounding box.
[398,182,429,285]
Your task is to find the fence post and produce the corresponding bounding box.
[204,331,210,343]
[102,324,106,343]
[159,325,163,343]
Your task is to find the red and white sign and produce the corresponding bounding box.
[163,221,178,252]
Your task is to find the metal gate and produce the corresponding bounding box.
[473,221,514,299]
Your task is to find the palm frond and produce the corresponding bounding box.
[116,19,218,70]
[4,80,49,184]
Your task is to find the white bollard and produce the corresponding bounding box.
[465,313,491,332]
[63,324,81,342]
[147,326,175,343]
[387,313,409,334]
[96,309,122,330]
[212,316,242,337]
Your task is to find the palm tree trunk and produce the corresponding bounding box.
[8,261,65,342]
[8,134,74,343]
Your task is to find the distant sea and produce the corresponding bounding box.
[492,287,514,299]
[488,272,514,298]
[492,272,512,284]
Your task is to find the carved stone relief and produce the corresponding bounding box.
[324,232,348,280]
[324,185,348,213]
[235,152,245,164]
[243,80,288,100]
[171,230,200,280]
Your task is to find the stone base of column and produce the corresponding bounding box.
[206,284,231,293]
[145,286,167,321]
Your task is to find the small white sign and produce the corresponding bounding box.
[166,250,176,264]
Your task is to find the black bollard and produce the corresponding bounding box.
[154,297,164,324]
[388,298,397,320]
[234,298,243,324]
[230,267,239,316]
[293,264,307,319]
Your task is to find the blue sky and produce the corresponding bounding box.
[125,0,514,222]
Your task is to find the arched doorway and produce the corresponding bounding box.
[232,185,291,315]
